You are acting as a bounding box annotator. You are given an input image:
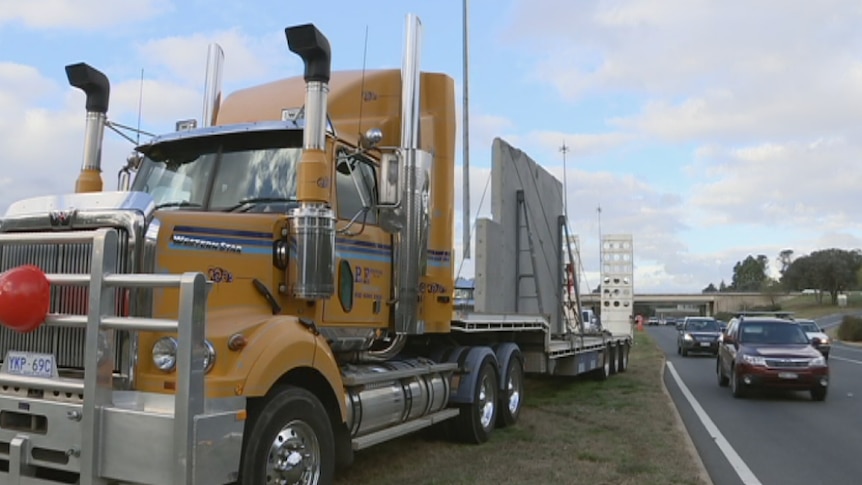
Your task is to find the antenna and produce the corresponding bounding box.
[358,25,369,138]
[462,0,471,260]
[135,68,144,144]
[597,205,603,274]
[559,141,569,219]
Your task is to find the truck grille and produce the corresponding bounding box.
[0,229,130,370]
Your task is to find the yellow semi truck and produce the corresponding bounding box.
[0,14,634,485]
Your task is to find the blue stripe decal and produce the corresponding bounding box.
[169,243,271,255]
[173,233,273,248]
[336,250,390,263]
[173,225,272,240]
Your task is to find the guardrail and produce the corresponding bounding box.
[0,228,207,485]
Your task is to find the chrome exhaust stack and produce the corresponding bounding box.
[66,63,110,193]
[392,14,431,335]
[201,43,224,128]
[285,24,336,300]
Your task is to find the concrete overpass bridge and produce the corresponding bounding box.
[578,292,787,317]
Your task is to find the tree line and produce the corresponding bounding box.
[702,248,862,305]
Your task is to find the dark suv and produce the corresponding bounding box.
[677,317,722,356]
[717,316,829,401]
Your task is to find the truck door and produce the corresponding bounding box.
[323,146,391,325]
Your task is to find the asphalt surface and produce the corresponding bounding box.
[650,317,862,485]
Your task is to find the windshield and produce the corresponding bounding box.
[686,319,719,332]
[797,321,820,333]
[739,321,809,345]
[132,130,302,212]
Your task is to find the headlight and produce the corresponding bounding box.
[153,337,178,371]
[203,340,216,373]
[810,356,827,367]
[820,337,829,345]
[742,354,767,366]
[683,333,693,341]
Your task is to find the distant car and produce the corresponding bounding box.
[794,319,831,360]
[717,316,829,401]
[647,317,659,326]
[716,320,728,332]
[677,317,722,356]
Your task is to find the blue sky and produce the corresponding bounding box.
[3,0,862,292]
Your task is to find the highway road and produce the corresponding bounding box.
[650,317,862,485]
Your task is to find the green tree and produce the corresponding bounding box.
[719,280,728,292]
[702,283,718,293]
[782,249,862,305]
[730,255,769,291]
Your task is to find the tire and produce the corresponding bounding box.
[811,386,827,401]
[731,366,746,399]
[239,386,334,485]
[717,359,729,387]
[496,355,524,428]
[594,348,612,381]
[452,356,499,443]
[608,346,618,375]
[617,343,629,372]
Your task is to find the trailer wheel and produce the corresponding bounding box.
[608,345,618,375]
[496,355,524,428]
[453,356,498,443]
[594,348,611,381]
[239,386,334,485]
[617,343,629,372]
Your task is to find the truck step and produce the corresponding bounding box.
[351,408,460,450]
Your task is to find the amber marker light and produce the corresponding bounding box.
[228,333,248,351]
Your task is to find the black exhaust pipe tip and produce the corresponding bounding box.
[65,63,111,114]
[285,24,331,84]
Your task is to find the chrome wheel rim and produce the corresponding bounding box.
[478,372,496,429]
[265,419,321,485]
[507,363,523,415]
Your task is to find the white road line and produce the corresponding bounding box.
[833,343,862,354]
[831,355,862,365]
[666,362,763,485]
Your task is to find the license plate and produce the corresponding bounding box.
[778,372,798,380]
[700,342,711,347]
[1,351,58,379]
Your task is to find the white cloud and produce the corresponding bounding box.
[527,130,635,157]
[689,138,862,230]
[0,0,171,29]
[136,29,296,87]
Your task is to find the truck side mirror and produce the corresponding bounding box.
[378,152,401,207]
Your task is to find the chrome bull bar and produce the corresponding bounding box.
[0,228,243,485]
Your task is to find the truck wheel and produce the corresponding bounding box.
[453,356,498,443]
[496,355,524,428]
[608,346,618,374]
[240,386,334,485]
[594,349,611,381]
[618,343,629,372]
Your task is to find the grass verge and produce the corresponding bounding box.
[335,332,707,485]
[779,293,862,319]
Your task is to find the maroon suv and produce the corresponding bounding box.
[716,316,829,401]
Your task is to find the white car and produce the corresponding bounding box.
[795,319,831,360]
